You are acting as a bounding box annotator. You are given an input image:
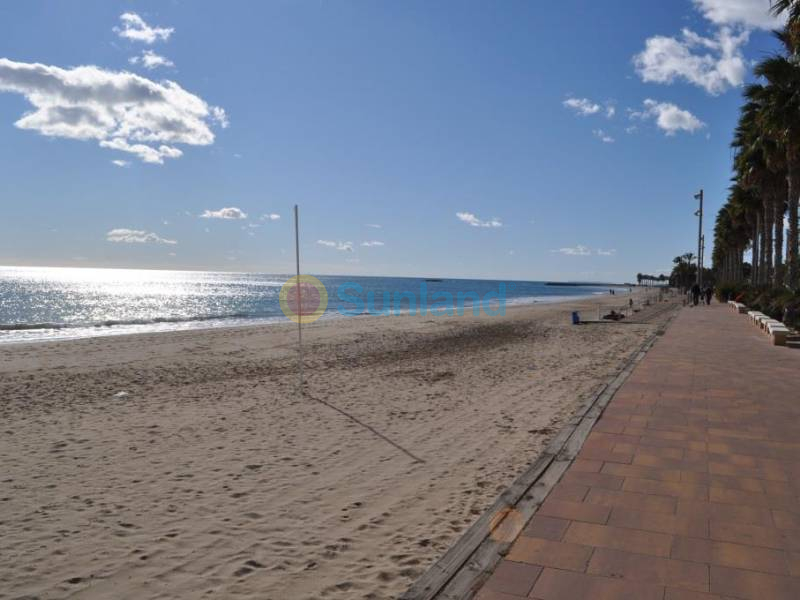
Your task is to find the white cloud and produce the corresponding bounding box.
[456,212,502,228]
[633,27,749,95]
[201,207,248,219]
[261,213,281,221]
[210,106,229,129]
[692,0,784,30]
[0,58,227,164]
[317,240,354,251]
[593,129,615,143]
[111,159,129,167]
[552,245,617,256]
[129,50,174,70]
[630,99,706,135]
[563,97,601,116]
[114,12,174,44]
[106,228,176,245]
[100,138,183,163]
[553,245,592,256]
[365,223,382,229]
[564,97,616,118]
[361,240,385,247]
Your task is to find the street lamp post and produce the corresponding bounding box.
[694,189,703,288]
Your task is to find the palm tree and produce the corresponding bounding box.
[733,88,769,284]
[713,184,755,284]
[753,30,800,287]
[772,1,800,54]
[732,82,792,286]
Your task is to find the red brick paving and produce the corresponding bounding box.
[474,304,800,599]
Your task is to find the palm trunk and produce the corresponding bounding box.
[774,181,785,286]
[752,219,760,285]
[740,246,745,282]
[787,159,800,288]
[765,202,774,286]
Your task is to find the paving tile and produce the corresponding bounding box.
[505,536,592,571]
[787,552,800,577]
[482,560,542,597]
[710,565,800,599]
[547,482,589,502]
[577,446,634,464]
[709,461,788,482]
[672,536,789,575]
[587,547,708,591]
[586,431,641,448]
[563,521,673,557]
[521,516,569,541]
[633,452,708,473]
[708,474,765,493]
[761,479,796,496]
[771,509,800,531]
[608,507,708,537]
[585,487,677,514]
[571,458,603,472]
[561,469,624,490]
[537,498,610,524]
[622,477,709,500]
[680,471,711,485]
[601,461,681,482]
[474,589,527,600]
[709,486,797,511]
[709,520,792,550]
[664,590,729,600]
[593,418,628,435]
[529,567,664,600]
[638,435,707,452]
[676,500,773,527]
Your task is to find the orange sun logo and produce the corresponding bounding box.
[279,275,328,323]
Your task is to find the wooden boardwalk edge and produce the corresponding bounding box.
[399,307,680,600]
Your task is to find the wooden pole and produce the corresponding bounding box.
[294,204,303,394]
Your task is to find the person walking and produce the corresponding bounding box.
[704,286,713,306]
[691,283,700,307]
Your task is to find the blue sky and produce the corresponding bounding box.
[0,1,785,282]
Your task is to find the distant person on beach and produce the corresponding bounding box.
[691,283,700,307]
[704,287,713,305]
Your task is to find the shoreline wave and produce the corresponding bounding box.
[0,312,259,332]
[0,291,612,344]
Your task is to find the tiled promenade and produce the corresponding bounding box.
[475,303,800,600]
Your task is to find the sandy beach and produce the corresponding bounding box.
[0,291,675,600]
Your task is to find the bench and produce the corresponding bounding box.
[767,322,790,346]
[759,318,781,332]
